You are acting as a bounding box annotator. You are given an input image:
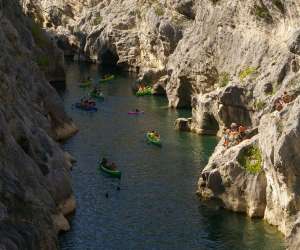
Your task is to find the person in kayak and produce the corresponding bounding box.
[101,157,108,166]
[154,131,160,138]
[149,130,155,137]
[135,108,140,112]
[108,162,117,170]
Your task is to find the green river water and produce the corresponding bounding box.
[59,62,285,250]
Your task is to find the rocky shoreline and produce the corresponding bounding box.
[0,0,78,249]
[2,0,300,249]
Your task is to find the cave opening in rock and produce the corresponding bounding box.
[200,113,219,135]
[99,49,119,68]
[177,79,192,109]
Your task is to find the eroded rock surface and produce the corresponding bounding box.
[0,0,77,249]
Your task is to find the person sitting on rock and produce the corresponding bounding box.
[229,123,239,146]
[230,123,238,132]
[274,97,284,111]
[238,125,247,141]
[223,128,230,148]
[282,91,292,104]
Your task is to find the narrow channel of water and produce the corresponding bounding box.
[59,62,285,250]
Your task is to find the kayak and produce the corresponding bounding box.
[75,103,97,111]
[128,111,144,115]
[146,132,161,146]
[99,75,114,82]
[89,91,104,100]
[79,80,92,88]
[99,163,121,178]
[136,86,153,96]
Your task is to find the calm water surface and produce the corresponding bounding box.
[59,62,285,250]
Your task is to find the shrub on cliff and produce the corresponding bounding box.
[93,14,102,26]
[238,145,262,174]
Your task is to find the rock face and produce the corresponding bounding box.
[198,94,300,248]
[19,0,300,248]
[0,0,77,249]
[198,135,267,218]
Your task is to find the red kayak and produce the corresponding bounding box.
[128,111,144,115]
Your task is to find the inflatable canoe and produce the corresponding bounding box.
[128,111,144,115]
[99,163,121,178]
[136,86,153,96]
[99,75,114,82]
[146,132,161,146]
[79,80,92,88]
[89,92,104,100]
[75,103,97,111]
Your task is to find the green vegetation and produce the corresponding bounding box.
[210,0,220,4]
[276,120,284,134]
[266,88,276,96]
[30,22,50,48]
[136,9,142,19]
[36,55,50,69]
[154,5,165,16]
[238,145,263,174]
[239,67,256,81]
[254,100,266,111]
[272,0,285,13]
[93,15,103,26]
[252,3,273,23]
[171,15,186,26]
[218,72,230,87]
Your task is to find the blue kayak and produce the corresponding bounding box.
[75,103,97,111]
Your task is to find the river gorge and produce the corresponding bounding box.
[1,0,300,249]
[57,61,286,249]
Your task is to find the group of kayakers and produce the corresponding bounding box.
[223,123,247,148]
[138,83,146,91]
[274,91,296,111]
[77,76,106,110]
[79,98,96,108]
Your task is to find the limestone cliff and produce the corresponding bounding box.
[0,0,77,249]
[19,0,300,248]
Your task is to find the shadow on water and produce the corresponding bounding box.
[59,61,286,250]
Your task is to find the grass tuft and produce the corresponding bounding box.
[254,100,266,111]
[252,3,273,23]
[239,67,256,81]
[218,72,230,87]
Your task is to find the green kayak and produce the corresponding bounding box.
[99,75,114,83]
[99,163,121,178]
[79,80,92,88]
[89,91,104,100]
[146,132,161,146]
[136,86,153,96]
